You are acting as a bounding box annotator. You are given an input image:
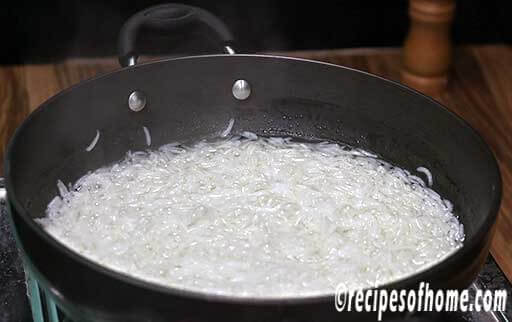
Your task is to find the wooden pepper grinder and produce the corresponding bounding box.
[401,0,456,97]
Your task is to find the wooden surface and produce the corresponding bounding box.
[0,45,510,281]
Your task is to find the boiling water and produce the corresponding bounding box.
[39,134,464,297]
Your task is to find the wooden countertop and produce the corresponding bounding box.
[0,45,510,281]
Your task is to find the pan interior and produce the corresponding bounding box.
[6,55,500,256]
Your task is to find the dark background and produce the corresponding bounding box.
[2,0,511,64]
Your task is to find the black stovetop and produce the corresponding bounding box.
[1,201,511,322]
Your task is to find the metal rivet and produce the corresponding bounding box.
[128,91,146,112]
[232,79,251,100]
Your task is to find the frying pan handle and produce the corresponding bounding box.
[118,3,235,67]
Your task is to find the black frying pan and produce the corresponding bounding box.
[3,4,502,322]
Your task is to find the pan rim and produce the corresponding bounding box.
[4,53,503,304]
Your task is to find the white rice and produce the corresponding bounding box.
[417,166,433,186]
[241,131,258,140]
[220,118,235,137]
[39,134,463,297]
[143,126,151,147]
[85,130,100,152]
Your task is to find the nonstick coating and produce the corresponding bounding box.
[5,55,502,322]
